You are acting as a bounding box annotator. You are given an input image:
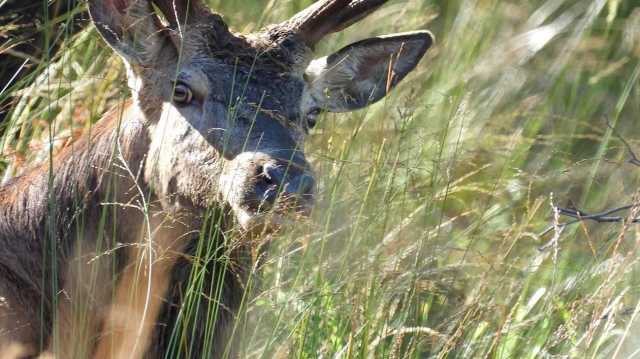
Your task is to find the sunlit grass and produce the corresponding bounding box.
[2,0,640,357]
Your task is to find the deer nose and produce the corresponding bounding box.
[256,162,315,205]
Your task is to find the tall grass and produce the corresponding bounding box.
[2,0,640,357]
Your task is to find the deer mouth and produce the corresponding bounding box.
[224,178,315,232]
[233,201,313,234]
[234,182,314,230]
[218,152,316,233]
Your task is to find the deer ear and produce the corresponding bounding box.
[88,0,168,66]
[305,31,433,112]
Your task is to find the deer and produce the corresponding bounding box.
[0,0,432,357]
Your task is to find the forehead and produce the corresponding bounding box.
[183,58,306,116]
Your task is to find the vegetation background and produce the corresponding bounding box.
[2,0,640,357]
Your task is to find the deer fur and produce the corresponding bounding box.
[0,0,433,357]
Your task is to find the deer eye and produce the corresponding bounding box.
[306,108,322,129]
[173,82,193,106]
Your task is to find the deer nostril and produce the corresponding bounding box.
[261,163,285,187]
[255,165,272,185]
[253,161,314,209]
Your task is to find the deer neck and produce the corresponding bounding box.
[0,100,152,240]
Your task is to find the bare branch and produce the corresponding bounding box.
[539,118,640,247]
[539,203,640,249]
[605,116,640,167]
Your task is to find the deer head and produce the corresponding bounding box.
[88,0,433,231]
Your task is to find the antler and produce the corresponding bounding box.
[282,0,389,48]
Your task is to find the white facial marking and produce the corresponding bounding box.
[305,56,329,83]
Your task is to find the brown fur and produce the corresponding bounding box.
[0,88,250,357]
[0,98,241,357]
[0,100,150,355]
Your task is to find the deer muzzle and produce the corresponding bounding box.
[219,151,316,230]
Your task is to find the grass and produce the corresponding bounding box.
[2,0,640,357]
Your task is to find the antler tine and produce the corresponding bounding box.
[285,0,389,48]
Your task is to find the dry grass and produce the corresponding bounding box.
[2,0,640,357]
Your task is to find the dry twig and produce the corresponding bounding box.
[539,118,640,246]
